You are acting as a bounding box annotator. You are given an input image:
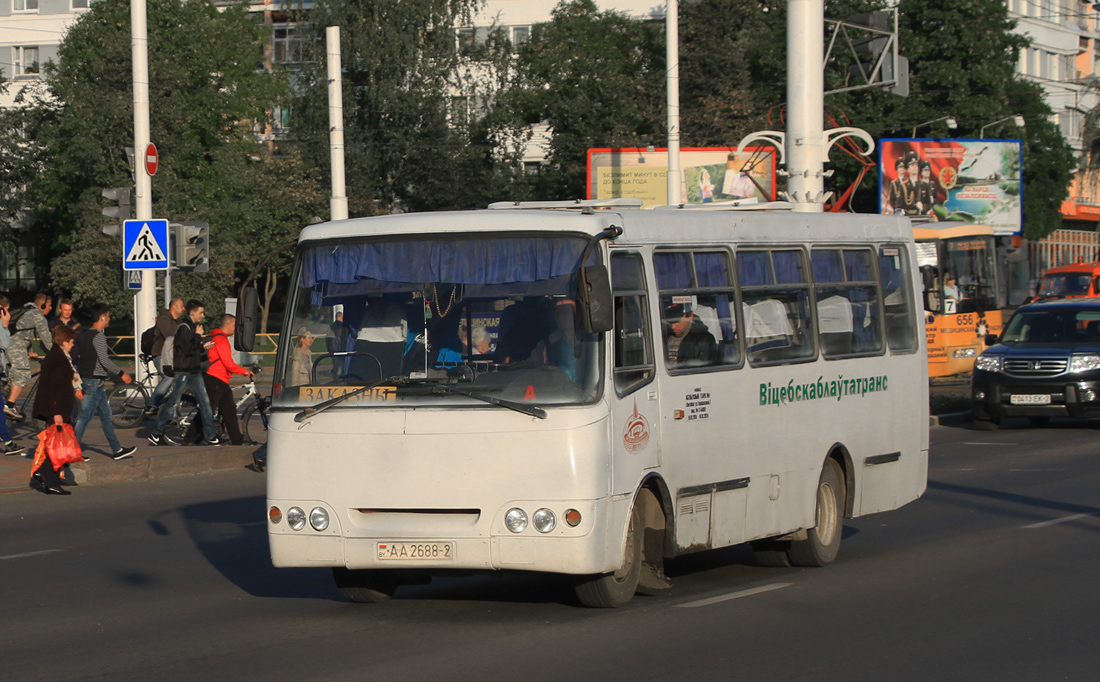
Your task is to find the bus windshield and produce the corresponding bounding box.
[274,234,602,409]
[917,235,998,314]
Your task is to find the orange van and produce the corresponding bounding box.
[1034,263,1100,301]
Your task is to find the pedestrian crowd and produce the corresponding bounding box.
[1,293,245,496]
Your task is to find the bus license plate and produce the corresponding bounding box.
[377,542,454,561]
[1011,394,1051,405]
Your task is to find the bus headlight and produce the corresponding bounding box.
[533,508,556,533]
[1070,355,1100,373]
[286,506,307,531]
[975,355,1002,373]
[309,507,330,531]
[953,348,978,358]
[505,508,528,533]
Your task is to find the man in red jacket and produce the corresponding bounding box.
[196,314,253,445]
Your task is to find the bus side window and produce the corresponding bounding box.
[654,250,740,371]
[738,249,815,365]
[879,245,918,353]
[811,248,884,358]
[611,252,655,395]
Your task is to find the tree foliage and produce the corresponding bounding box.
[26,0,321,315]
[289,0,517,214]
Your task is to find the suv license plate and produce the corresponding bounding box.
[1011,394,1051,405]
[377,542,454,561]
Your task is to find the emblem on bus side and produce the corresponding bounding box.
[623,399,650,453]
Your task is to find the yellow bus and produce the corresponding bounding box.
[912,222,1004,378]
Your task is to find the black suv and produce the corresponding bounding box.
[971,299,1100,429]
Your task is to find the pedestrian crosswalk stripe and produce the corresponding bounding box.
[125,223,168,262]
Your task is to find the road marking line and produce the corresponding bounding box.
[1009,468,1066,472]
[1021,512,1097,529]
[0,549,64,561]
[963,442,1017,446]
[674,582,792,608]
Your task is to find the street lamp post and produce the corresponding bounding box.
[980,115,1026,139]
[912,116,957,138]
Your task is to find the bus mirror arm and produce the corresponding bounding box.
[578,226,622,334]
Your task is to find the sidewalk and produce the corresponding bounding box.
[0,410,263,495]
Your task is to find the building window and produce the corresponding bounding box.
[273,25,311,65]
[450,96,470,128]
[14,0,39,11]
[72,0,89,9]
[456,27,475,52]
[512,26,530,46]
[14,47,40,77]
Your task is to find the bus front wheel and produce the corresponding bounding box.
[788,459,845,567]
[574,490,654,608]
[332,567,400,603]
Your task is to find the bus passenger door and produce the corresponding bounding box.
[610,252,661,495]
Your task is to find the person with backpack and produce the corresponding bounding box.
[148,300,221,447]
[73,303,137,460]
[143,297,184,417]
[5,292,53,422]
[0,294,28,456]
[183,314,252,446]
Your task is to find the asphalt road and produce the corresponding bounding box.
[2,418,1098,682]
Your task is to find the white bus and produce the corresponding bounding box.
[244,200,929,607]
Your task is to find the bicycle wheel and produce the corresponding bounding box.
[168,393,226,443]
[241,401,269,445]
[109,382,150,428]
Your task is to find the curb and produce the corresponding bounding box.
[0,445,261,494]
[930,410,973,427]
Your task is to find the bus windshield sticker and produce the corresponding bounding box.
[623,399,650,452]
[298,385,396,403]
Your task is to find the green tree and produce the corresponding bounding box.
[500,0,667,200]
[289,0,517,215]
[824,0,1074,237]
[25,0,313,315]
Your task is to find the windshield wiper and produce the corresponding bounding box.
[294,376,402,423]
[421,383,548,419]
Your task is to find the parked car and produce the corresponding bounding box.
[971,299,1100,429]
[1032,262,1100,301]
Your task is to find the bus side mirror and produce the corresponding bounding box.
[236,286,260,352]
[985,334,999,346]
[578,264,614,334]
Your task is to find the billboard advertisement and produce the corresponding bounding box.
[588,147,777,208]
[879,138,1023,235]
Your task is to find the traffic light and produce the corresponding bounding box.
[173,221,210,273]
[101,187,131,238]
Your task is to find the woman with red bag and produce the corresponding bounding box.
[30,325,84,495]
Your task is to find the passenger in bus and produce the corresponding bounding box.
[662,303,718,368]
[545,298,579,380]
[290,327,316,386]
[349,300,408,381]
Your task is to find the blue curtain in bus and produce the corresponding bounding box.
[299,238,588,287]
[737,252,768,286]
[654,252,692,289]
[773,251,804,284]
[811,251,843,283]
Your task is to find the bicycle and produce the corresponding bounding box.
[168,368,271,447]
[107,354,163,428]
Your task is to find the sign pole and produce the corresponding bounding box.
[131,0,156,382]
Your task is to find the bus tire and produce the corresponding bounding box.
[574,489,651,608]
[751,540,792,567]
[332,567,400,603]
[788,459,845,568]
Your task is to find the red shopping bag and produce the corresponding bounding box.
[42,424,83,471]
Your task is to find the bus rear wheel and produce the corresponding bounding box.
[788,459,845,567]
[332,567,400,603]
[574,489,654,608]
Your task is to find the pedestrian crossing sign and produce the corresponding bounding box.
[123,219,169,270]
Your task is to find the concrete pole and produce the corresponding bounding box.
[786,0,825,213]
[666,0,682,206]
[131,0,156,380]
[327,26,348,221]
